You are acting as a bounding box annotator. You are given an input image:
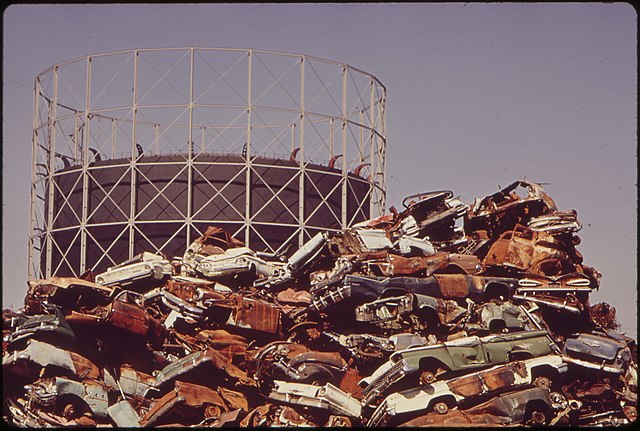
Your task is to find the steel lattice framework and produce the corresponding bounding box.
[29,48,387,279]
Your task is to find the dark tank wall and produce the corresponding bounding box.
[47,154,370,276]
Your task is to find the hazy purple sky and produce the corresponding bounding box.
[3,4,637,336]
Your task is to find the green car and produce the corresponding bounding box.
[359,329,553,404]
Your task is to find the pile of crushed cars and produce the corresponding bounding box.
[3,179,636,427]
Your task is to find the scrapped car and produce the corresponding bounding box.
[464,301,527,334]
[24,276,114,315]
[192,247,284,280]
[140,380,243,426]
[398,386,559,427]
[62,290,167,346]
[465,180,558,236]
[527,209,582,235]
[516,272,596,303]
[268,380,362,418]
[367,354,568,426]
[26,376,111,420]
[3,339,101,380]
[562,331,633,374]
[254,341,348,386]
[354,293,466,332]
[483,224,580,277]
[513,291,584,314]
[141,287,282,334]
[324,331,429,361]
[6,308,76,350]
[310,274,518,312]
[365,251,481,277]
[256,232,328,288]
[359,329,553,404]
[398,191,468,242]
[94,252,173,287]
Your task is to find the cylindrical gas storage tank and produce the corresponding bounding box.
[29,48,386,279]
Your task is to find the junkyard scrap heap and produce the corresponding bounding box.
[3,180,636,427]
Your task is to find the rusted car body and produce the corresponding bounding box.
[466,180,558,236]
[62,290,167,346]
[141,287,282,334]
[365,251,481,277]
[354,293,466,332]
[140,380,240,426]
[397,190,468,243]
[24,276,114,314]
[398,386,558,426]
[367,354,567,426]
[483,225,581,276]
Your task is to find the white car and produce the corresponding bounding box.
[367,354,567,427]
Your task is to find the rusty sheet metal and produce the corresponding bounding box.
[239,403,275,427]
[217,386,250,412]
[338,366,364,398]
[193,226,244,253]
[154,348,255,387]
[386,253,449,276]
[447,363,520,397]
[589,302,621,330]
[433,274,472,298]
[141,380,228,426]
[398,410,511,427]
[328,229,368,256]
[107,298,166,342]
[165,278,221,301]
[227,296,281,334]
[209,408,242,427]
[196,329,248,361]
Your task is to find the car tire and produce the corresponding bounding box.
[433,401,449,415]
[420,370,437,384]
[533,375,551,389]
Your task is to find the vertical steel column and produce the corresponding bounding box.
[79,56,92,273]
[73,115,79,162]
[341,65,348,228]
[244,50,253,247]
[298,56,306,245]
[129,50,139,258]
[329,118,334,157]
[111,119,117,158]
[380,92,387,213]
[28,77,41,279]
[45,66,59,277]
[186,48,195,245]
[359,109,364,164]
[369,78,376,216]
